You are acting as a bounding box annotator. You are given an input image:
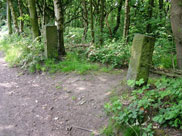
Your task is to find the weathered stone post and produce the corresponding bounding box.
[44,25,58,59]
[127,34,155,85]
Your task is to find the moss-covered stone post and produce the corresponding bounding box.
[127,34,155,85]
[44,26,58,59]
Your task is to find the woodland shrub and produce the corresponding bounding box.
[65,27,84,44]
[104,78,182,136]
[152,26,177,69]
[65,27,111,45]
[153,37,177,69]
[65,27,92,44]
[0,34,45,72]
[87,40,131,68]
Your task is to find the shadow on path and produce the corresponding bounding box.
[0,51,124,136]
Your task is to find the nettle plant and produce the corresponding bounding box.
[104,78,182,136]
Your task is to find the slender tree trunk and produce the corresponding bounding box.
[100,0,105,45]
[123,0,130,41]
[18,0,24,33]
[113,0,122,35]
[159,0,163,10]
[146,0,154,33]
[171,0,182,69]
[7,1,12,35]
[165,0,170,16]
[28,0,40,39]
[159,0,163,17]
[8,0,19,34]
[105,13,112,38]
[36,1,43,29]
[82,0,89,41]
[90,0,95,44]
[53,0,66,57]
[42,0,46,27]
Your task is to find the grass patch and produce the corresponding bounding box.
[0,33,112,74]
[42,52,100,74]
[0,34,23,66]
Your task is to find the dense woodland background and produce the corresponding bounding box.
[0,0,178,70]
[1,0,182,135]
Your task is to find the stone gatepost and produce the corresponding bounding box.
[45,25,58,59]
[127,34,155,85]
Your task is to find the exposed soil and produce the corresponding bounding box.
[0,51,124,136]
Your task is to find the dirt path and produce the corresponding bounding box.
[0,52,124,136]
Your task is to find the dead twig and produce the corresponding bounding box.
[72,125,100,135]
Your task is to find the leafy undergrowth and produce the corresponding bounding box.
[65,27,177,70]
[86,40,130,68]
[103,78,182,136]
[65,27,131,68]
[0,34,45,72]
[0,34,111,74]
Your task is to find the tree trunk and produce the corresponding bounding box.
[105,13,112,38]
[28,0,40,39]
[165,0,170,16]
[146,0,154,33]
[99,0,105,45]
[8,0,19,34]
[171,0,182,69]
[36,1,43,29]
[82,0,89,41]
[159,0,163,10]
[90,0,95,43]
[113,0,122,35]
[42,0,46,27]
[159,0,163,16]
[18,0,24,33]
[53,0,66,57]
[123,0,130,41]
[7,1,12,35]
